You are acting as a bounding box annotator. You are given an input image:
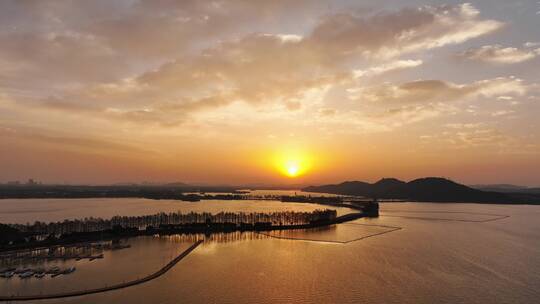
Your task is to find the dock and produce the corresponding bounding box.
[0,240,203,302]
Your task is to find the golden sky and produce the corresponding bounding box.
[0,1,539,186]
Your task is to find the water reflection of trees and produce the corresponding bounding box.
[160,231,270,244]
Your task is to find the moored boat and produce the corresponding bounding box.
[19,271,34,279]
[46,266,60,274]
[0,271,14,278]
[51,272,62,278]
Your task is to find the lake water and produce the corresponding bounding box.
[0,199,539,303]
[0,197,352,224]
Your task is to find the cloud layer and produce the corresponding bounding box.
[0,1,538,184]
[9,3,506,128]
[459,44,540,64]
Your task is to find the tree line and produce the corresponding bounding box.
[10,209,338,235]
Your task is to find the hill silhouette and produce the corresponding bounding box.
[303,177,540,204]
[472,184,540,194]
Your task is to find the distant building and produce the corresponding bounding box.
[26,178,39,185]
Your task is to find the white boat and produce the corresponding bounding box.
[0,272,14,278]
[46,266,60,274]
[19,271,34,279]
[63,267,76,274]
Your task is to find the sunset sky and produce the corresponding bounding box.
[1,0,539,186]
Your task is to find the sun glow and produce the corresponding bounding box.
[273,149,312,178]
[285,160,300,177]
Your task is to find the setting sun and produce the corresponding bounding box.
[272,149,313,178]
[285,161,300,177]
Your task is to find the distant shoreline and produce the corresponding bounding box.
[2,179,539,204]
[303,177,540,205]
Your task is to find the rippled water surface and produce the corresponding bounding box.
[1,201,539,304]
